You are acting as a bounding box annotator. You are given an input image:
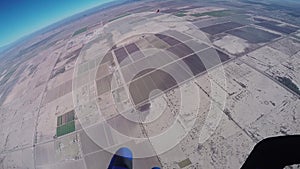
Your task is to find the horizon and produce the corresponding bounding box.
[1,0,299,50]
[0,0,117,48]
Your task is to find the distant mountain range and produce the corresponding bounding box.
[0,45,10,54]
[2,0,299,55]
[241,0,300,17]
[0,34,31,56]
[0,0,131,55]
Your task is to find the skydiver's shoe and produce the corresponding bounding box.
[108,147,133,169]
[107,147,161,169]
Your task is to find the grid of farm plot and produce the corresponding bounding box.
[94,31,231,113]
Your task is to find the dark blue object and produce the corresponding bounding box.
[108,147,133,169]
[108,147,161,169]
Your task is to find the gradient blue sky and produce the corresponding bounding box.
[0,0,115,47]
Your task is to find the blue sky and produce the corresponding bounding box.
[0,0,115,47]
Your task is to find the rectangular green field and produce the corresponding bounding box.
[191,10,233,17]
[174,11,188,17]
[72,27,88,37]
[56,110,76,137]
[178,158,192,168]
[56,121,75,137]
[108,13,131,22]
